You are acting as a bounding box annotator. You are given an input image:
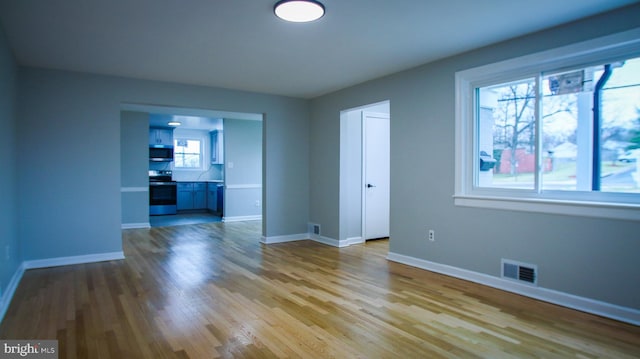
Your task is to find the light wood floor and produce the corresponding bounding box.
[1,221,639,358]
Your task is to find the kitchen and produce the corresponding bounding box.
[149,114,225,226]
[120,108,263,229]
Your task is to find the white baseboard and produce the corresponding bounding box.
[222,215,262,223]
[261,233,362,248]
[23,251,125,270]
[387,252,640,326]
[310,234,341,247]
[344,237,365,246]
[1,250,125,324]
[121,222,151,229]
[261,233,308,244]
[312,235,365,247]
[0,263,26,323]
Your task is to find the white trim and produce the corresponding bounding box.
[387,252,640,326]
[222,215,262,222]
[310,234,342,247]
[261,233,308,244]
[261,233,363,248]
[454,195,640,221]
[120,187,148,192]
[454,28,640,220]
[225,184,262,189]
[0,262,26,323]
[311,234,365,248]
[345,237,365,246]
[23,251,125,270]
[361,112,367,242]
[121,222,151,229]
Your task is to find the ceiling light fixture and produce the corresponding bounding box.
[167,121,181,126]
[274,0,325,23]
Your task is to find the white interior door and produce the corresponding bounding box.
[363,112,390,240]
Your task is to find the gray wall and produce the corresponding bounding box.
[224,118,262,219]
[16,68,309,261]
[310,5,640,309]
[120,111,149,226]
[0,23,18,302]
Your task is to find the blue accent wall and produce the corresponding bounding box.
[0,22,19,304]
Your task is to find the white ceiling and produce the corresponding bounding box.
[0,0,636,99]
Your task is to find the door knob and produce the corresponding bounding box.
[367,184,376,188]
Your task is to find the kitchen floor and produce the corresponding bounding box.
[149,212,222,227]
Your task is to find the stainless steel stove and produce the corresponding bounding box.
[149,170,177,215]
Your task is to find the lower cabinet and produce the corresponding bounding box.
[207,183,217,212]
[177,182,207,211]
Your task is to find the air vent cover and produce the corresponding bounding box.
[502,259,537,285]
[308,223,321,236]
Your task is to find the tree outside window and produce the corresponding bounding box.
[477,56,640,194]
[174,139,202,169]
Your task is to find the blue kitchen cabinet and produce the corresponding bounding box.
[177,182,207,210]
[177,183,194,210]
[149,127,174,146]
[207,183,217,212]
[193,183,207,209]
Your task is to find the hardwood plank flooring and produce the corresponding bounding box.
[1,221,639,358]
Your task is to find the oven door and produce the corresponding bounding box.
[149,182,177,215]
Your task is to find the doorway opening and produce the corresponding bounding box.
[339,101,390,245]
[120,104,263,229]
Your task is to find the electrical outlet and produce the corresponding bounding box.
[428,229,435,242]
[255,200,261,207]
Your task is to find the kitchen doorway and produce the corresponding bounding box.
[120,104,264,230]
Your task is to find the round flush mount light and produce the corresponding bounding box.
[274,0,325,23]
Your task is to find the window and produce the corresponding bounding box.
[455,29,640,220]
[173,138,202,169]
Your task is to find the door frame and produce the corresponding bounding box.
[338,100,390,245]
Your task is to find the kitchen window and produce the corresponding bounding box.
[454,29,640,220]
[174,138,203,169]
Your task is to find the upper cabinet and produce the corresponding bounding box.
[211,130,224,164]
[149,127,174,146]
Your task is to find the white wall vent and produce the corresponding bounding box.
[308,223,321,236]
[501,259,538,285]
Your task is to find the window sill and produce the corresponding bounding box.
[453,194,640,221]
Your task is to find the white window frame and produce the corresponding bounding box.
[454,28,640,221]
[173,137,204,170]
